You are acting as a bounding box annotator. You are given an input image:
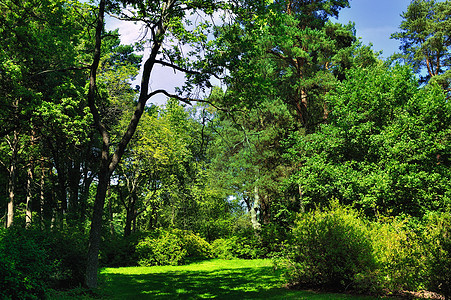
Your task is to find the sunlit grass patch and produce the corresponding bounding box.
[98,259,383,299]
[49,259,389,299]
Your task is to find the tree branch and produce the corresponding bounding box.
[154,59,202,76]
[32,66,90,77]
[146,89,230,112]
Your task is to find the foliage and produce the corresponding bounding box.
[136,228,212,266]
[369,217,426,293]
[288,64,451,217]
[0,226,88,299]
[391,0,451,91]
[280,202,376,292]
[0,227,50,300]
[100,232,145,267]
[423,212,451,299]
[42,229,88,289]
[280,203,450,297]
[211,236,264,260]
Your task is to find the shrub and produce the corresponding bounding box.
[175,229,212,260]
[0,226,88,299]
[369,217,426,293]
[100,233,144,267]
[0,227,50,300]
[135,228,212,266]
[43,230,88,289]
[211,236,263,259]
[281,202,376,292]
[423,212,451,300]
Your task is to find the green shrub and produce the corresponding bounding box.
[211,236,263,259]
[423,212,451,300]
[135,229,212,266]
[211,238,237,259]
[175,229,212,259]
[100,233,144,267]
[369,217,426,293]
[43,230,88,289]
[281,202,376,292]
[0,226,88,299]
[0,227,50,300]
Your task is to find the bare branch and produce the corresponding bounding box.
[32,66,90,77]
[154,59,203,76]
[146,89,230,112]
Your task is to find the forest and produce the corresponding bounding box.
[0,0,450,299]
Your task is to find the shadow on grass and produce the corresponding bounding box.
[100,261,378,300]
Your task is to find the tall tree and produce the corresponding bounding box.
[392,0,451,93]
[208,0,377,232]
[0,0,93,227]
[84,0,229,288]
[287,64,451,217]
[212,0,376,131]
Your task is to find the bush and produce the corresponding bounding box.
[281,202,376,292]
[0,226,88,299]
[423,213,451,300]
[100,233,144,267]
[136,228,212,266]
[369,217,426,293]
[175,229,212,260]
[0,227,51,300]
[211,236,263,259]
[43,230,88,289]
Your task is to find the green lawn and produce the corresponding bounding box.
[101,259,383,299]
[50,259,386,299]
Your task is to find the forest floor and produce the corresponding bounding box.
[49,259,438,299]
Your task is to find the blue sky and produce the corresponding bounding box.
[337,0,412,58]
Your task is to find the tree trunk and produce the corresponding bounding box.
[39,161,45,228]
[26,164,33,227]
[250,185,261,230]
[84,0,166,288]
[108,183,115,236]
[298,183,305,213]
[6,129,19,228]
[67,158,81,223]
[26,131,37,228]
[85,164,110,288]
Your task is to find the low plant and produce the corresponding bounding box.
[100,232,144,267]
[211,236,263,259]
[423,212,451,300]
[0,226,89,300]
[0,227,50,300]
[281,201,376,292]
[369,216,426,293]
[135,228,212,266]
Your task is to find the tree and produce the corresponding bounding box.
[392,0,451,93]
[207,0,378,234]
[213,0,378,131]
[84,0,229,288]
[0,0,94,228]
[288,64,451,217]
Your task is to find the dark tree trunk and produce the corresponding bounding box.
[84,0,166,288]
[85,163,110,288]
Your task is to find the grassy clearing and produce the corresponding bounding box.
[50,259,386,299]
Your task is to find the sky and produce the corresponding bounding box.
[106,0,413,105]
[337,0,411,58]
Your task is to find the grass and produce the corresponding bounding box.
[50,259,387,299]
